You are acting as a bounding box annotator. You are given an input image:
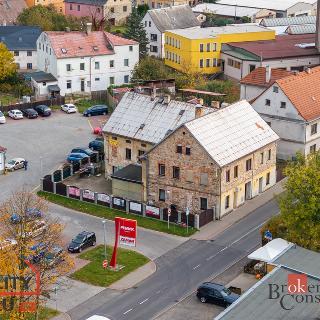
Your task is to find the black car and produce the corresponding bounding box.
[22,108,38,119]
[83,105,108,117]
[89,138,104,152]
[34,105,51,117]
[67,231,96,253]
[196,282,240,307]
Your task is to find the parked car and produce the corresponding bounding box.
[0,111,6,124]
[44,246,64,267]
[83,105,108,117]
[86,316,111,320]
[29,242,47,263]
[34,105,51,117]
[22,220,46,238]
[5,158,25,171]
[61,103,77,113]
[8,109,23,120]
[10,208,42,224]
[89,138,104,152]
[71,147,94,156]
[21,108,38,119]
[67,153,89,163]
[0,239,17,250]
[68,231,96,253]
[196,282,240,307]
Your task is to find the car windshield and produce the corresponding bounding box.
[73,235,85,244]
[17,112,22,115]
[221,288,232,296]
[7,160,16,165]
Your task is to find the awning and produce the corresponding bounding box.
[48,85,60,92]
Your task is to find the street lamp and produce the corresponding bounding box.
[102,220,107,260]
[166,190,171,229]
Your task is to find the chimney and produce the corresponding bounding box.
[65,27,70,32]
[316,0,320,52]
[195,104,204,118]
[86,23,92,35]
[306,67,311,74]
[211,100,220,108]
[164,95,171,104]
[266,65,271,83]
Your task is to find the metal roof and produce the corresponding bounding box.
[185,100,279,167]
[285,23,316,34]
[103,92,212,144]
[27,71,57,82]
[260,15,316,27]
[111,164,142,183]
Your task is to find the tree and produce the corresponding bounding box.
[124,8,149,58]
[0,190,74,319]
[0,43,16,81]
[203,13,233,27]
[137,4,149,17]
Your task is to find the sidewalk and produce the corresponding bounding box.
[192,179,286,241]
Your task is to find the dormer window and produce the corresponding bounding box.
[61,48,67,54]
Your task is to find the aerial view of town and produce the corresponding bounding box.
[0,0,319,318]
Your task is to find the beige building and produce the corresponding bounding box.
[142,100,279,217]
[137,0,199,9]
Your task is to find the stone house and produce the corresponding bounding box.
[141,100,279,217]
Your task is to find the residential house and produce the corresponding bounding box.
[164,25,275,74]
[221,34,320,80]
[0,26,41,71]
[137,0,199,10]
[36,24,138,96]
[240,67,292,101]
[142,5,200,58]
[141,100,279,217]
[0,0,27,25]
[251,66,320,160]
[102,92,212,179]
[64,0,131,25]
[0,146,6,175]
[26,0,64,14]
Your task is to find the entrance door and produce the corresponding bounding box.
[245,182,252,200]
[80,79,85,92]
[259,177,263,193]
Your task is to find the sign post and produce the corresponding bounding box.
[264,230,272,242]
[103,259,108,269]
[186,207,190,234]
[167,208,171,229]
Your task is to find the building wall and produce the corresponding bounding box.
[65,2,104,19]
[137,0,196,9]
[12,50,37,71]
[26,0,64,13]
[105,0,132,25]
[164,29,275,73]
[112,179,143,201]
[287,2,313,17]
[31,79,59,98]
[240,84,265,101]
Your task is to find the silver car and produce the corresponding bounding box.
[5,158,25,171]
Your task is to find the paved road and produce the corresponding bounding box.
[69,199,279,320]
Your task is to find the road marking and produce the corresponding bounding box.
[123,308,132,315]
[87,119,94,131]
[156,290,161,294]
[139,298,149,305]
[193,264,201,270]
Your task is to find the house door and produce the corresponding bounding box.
[221,60,225,72]
[80,80,85,92]
[259,177,263,193]
[233,191,237,208]
[245,182,252,200]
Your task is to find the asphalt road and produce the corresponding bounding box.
[70,199,279,320]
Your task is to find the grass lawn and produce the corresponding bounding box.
[38,191,196,237]
[71,245,149,287]
[0,94,18,106]
[74,99,106,113]
[110,25,127,34]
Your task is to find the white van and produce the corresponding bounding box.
[0,111,6,124]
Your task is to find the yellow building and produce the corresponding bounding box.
[164,25,275,73]
[26,0,65,14]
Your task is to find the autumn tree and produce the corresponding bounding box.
[0,44,16,82]
[0,190,74,319]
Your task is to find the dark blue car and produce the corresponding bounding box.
[67,153,89,163]
[83,105,108,117]
[71,147,94,156]
[89,138,104,152]
[10,208,42,223]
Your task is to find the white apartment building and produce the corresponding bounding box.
[36,24,139,96]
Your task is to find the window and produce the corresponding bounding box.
[159,189,166,201]
[273,86,278,93]
[138,150,145,157]
[200,197,208,210]
[173,166,180,179]
[234,165,238,178]
[124,58,129,66]
[112,136,117,140]
[97,7,100,12]
[260,152,264,164]
[14,51,19,56]
[266,121,271,127]
[200,173,208,186]
[110,7,114,12]
[110,60,114,68]
[66,64,71,71]
[268,149,271,160]
[225,195,230,209]
[266,172,270,185]
[227,58,233,67]
[145,21,147,27]
[311,123,318,135]
[226,169,230,182]
[95,77,100,81]
[38,43,41,50]
[310,144,316,153]
[95,61,100,69]
[126,139,131,144]
[280,101,286,109]
[42,82,46,86]
[80,63,85,70]
[186,147,191,155]
[200,44,204,52]
[125,148,131,160]
[123,5,127,11]
[199,59,203,68]
[176,145,182,154]
[27,51,32,56]
[150,45,158,52]
[213,58,217,67]
[246,159,252,171]
[149,21,151,27]
[66,80,72,89]
[69,3,72,10]
[109,77,115,85]
[77,4,80,10]
[206,43,210,52]
[129,45,133,51]
[249,64,255,72]
[265,99,271,106]
[16,63,20,69]
[150,34,157,41]
[206,59,210,68]
[159,164,165,176]
[141,143,146,147]
[124,75,129,83]
[212,43,217,51]
[27,63,32,69]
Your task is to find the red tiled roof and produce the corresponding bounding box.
[227,34,319,60]
[276,66,320,121]
[47,31,137,58]
[240,67,292,87]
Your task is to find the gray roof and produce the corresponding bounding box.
[0,0,27,25]
[147,5,200,33]
[28,71,57,83]
[112,164,142,183]
[103,92,212,144]
[64,0,106,4]
[0,26,41,51]
[286,24,316,35]
[215,267,320,320]
[260,15,316,27]
[185,100,279,167]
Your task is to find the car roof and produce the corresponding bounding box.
[11,109,21,112]
[11,158,25,162]
[86,316,111,320]
[78,231,95,236]
[69,152,88,156]
[65,103,76,107]
[200,282,225,290]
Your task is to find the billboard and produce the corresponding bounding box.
[119,217,137,247]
